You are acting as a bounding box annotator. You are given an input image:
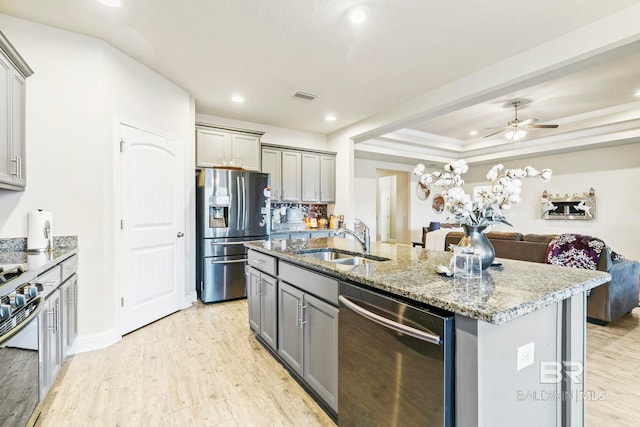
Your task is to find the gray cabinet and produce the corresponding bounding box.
[0,31,33,191]
[320,155,336,203]
[246,266,277,350]
[261,145,335,203]
[278,262,339,412]
[281,150,301,202]
[278,281,304,374]
[261,148,282,200]
[61,274,78,359]
[301,153,320,202]
[35,253,78,401]
[196,125,262,170]
[303,293,338,411]
[39,288,62,400]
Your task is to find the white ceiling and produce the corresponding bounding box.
[1,0,639,164]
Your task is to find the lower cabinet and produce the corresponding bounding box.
[61,274,78,359]
[246,266,277,350]
[278,281,338,413]
[39,288,62,401]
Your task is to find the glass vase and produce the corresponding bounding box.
[457,225,495,270]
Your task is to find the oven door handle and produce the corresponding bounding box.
[0,296,43,346]
[338,295,442,345]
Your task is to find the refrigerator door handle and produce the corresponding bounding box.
[236,175,242,230]
[241,175,247,229]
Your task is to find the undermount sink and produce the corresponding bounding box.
[301,250,357,261]
[297,248,390,265]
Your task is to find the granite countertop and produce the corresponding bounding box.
[0,236,78,296]
[245,237,611,324]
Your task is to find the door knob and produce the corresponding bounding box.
[177,232,184,237]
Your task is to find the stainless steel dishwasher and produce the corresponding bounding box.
[338,282,454,426]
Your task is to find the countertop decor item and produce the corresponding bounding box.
[456,224,495,269]
[414,160,551,268]
[414,160,552,227]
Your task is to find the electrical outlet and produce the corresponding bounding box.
[517,342,535,371]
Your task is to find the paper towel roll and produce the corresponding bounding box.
[27,209,53,252]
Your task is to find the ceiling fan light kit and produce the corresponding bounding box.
[484,100,558,141]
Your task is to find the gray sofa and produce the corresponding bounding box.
[443,231,639,325]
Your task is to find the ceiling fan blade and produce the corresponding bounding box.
[519,118,538,126]
[527,124,559,129]
[483,129,505,138]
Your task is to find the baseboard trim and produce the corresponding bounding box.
[73,327,122,354]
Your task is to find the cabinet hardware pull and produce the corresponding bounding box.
[300,304,308,328]
[10,158,18,176]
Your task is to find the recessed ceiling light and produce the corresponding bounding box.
[635,90,640,97]
[98,0,121,7]
[231,95,245,103]
[325,114,336,122]
[469,130,478,136]
[350,8,366,24]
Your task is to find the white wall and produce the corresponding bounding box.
[458,142,640,260]
[0,15,194,350]
[196,113,327,151]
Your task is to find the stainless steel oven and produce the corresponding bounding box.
[0,272,43,427]
[338,282,455,426]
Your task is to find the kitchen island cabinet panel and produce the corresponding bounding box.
[303,293,338,412]
[246,263,277,350]
[278,281,304,375]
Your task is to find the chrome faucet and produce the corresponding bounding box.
[338,218,370,253]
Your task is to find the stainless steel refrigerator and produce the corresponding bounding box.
[196,168,270,303]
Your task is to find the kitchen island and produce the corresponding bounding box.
[245,237,610,427]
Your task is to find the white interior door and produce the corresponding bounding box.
[120,123,185,335]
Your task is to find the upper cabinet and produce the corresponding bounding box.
[261,144,335,203]
[301,153,320,202]
[319,155,335,203]
[0,31,33,191]
[196,123,263,171]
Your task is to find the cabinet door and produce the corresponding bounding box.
[281,151,301,202]
[232,133,261,171]
[10,72,26,187]
[259,274,278,350]
[320,155,335,203]
[301,153,320,202]
[261,148,281,200]
[196,128,230,167]
[42,290,62,398]
[278,281,303,375]
[303,293,339,412]
[0,53,11,185]
[246,266,261,333]
[61,275,78,359]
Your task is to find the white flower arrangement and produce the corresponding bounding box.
[414,160,552,227]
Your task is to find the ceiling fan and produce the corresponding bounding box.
[484,101,559,141]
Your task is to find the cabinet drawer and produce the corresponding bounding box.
[34,265,62,298]
[279,262,338,306]
[61,254,78,282]
[247,250,277,276]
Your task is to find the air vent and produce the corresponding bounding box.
[292,91,318,101]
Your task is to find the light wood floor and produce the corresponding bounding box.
[36,300,334,427]
[37,301,640,426]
